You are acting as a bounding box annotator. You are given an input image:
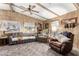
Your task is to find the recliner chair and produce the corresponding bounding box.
[48,32,74,55]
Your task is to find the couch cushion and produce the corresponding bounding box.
[22,36,36,40]
[62,31,68,37]
[62,32,72,38]
[11,36,36,41]
[12,37,19,41]
[55,34,70,43]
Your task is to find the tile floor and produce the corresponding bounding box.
[0,42,79,56]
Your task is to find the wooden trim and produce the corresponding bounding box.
[73,3,79,10]
[63,17,77,23]
[63,17,77,21]
[62,17,77,28]
[36,3,60,17]
[4,3,15,12]
[33,13,49,20]
[11,3,48,20]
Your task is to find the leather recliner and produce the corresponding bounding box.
[48,32,74,55]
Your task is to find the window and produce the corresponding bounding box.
[0,20,21,32]
[24,23,37,33]
[51,21,59,32]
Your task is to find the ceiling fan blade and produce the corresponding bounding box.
[32,10,39,13]
[19,6,27,10]
[10,4,26,10]
[31,5,36,9]
[30,10,32,15]
[29,5,31,8]
[6,3,27,11]
[21,10,29,12]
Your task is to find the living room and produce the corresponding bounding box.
[0,3,79,56]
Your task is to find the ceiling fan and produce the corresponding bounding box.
[21,4,39,14]
[5,3,39,14]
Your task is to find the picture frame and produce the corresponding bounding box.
[62,17,77,28]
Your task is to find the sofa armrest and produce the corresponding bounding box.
[62,40,71,44]
[48,38,58,43]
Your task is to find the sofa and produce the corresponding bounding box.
[8,32,37,45]
[36,34,48,43]
[48,32,74,55]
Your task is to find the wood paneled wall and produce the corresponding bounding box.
[0,10,43,24]
[0,9,44,38]
[46,10,79,49]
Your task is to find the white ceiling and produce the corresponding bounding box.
[41,3,77,15]
[0,3,77,20]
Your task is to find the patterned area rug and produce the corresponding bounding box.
[0,42,78,56]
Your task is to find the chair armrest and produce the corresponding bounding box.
[48,38,58,43]
[61,41,73,53]
[62,40,71,44]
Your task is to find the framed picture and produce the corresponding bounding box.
[45,23,49,29]
[62,17,77,28]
